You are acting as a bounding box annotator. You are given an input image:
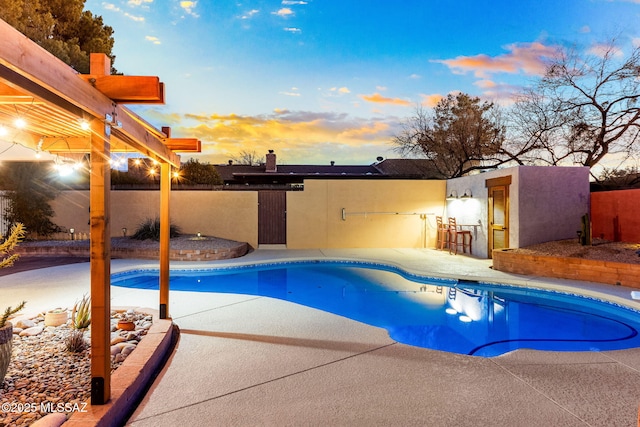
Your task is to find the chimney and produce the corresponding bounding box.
[228,160,233,165]
[330,161,335,166]
[266,149,277,172]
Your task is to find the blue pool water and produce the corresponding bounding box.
[111,261,640,357]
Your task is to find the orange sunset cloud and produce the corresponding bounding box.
[434,42,559,78]
[156,111,401,164]
[360,93,412,106]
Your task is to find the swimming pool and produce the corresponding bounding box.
[112,261,640,357]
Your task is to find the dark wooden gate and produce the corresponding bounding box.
[258,191,287,245]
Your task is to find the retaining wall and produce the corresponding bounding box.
[492,249,640,289]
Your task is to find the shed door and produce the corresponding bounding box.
[258,191,287,245]
[486,175,511,258]
[488,185,509,257]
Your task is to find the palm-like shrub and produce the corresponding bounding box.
[67,295,91,353]
[131,217,181,241]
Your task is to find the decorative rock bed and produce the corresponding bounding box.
[0,309,152,426]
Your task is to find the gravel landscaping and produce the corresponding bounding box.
[509,238,640,265]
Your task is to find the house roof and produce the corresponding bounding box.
[372,159,445,179]
[214,158,442,185]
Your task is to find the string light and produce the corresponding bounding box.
[14,118,26,129]
[79,119,90,131]
[0,125,7,137]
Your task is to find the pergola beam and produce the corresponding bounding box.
[0,20,180,166]
[78,75,165,104]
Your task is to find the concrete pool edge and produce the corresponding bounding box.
[109,254,640,314]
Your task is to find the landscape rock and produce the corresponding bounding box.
[19,325,44,337]
[30,412,67,427]
[1,309,151,425]
[15,318,36,329]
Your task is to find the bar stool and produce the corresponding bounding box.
[448,217,472,255]
[435,216,449,250]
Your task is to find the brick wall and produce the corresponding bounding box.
[492,249,640,289]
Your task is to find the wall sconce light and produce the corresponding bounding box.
[446,190,458,200]
[122,227,127,237]
[69,228,75,240]
[197,232,202,238]
[460,189,472,199]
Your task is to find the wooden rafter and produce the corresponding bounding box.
[0,21,183,166]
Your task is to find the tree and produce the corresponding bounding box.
[0,0,115,73]
[179,159,222,185]
[592,164,640,191]
[0,163,61,238]
[393,93,506,178]
[231,150,265,166]
[511,39,640,170]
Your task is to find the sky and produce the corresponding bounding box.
[26,1,640,165]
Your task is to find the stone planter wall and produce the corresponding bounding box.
[492,249,640,289]
[15,242,249,261]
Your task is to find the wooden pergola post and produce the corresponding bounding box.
[159,161,171,319]
[89,118,112,405]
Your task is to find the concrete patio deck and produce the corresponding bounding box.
[2,248,640,426]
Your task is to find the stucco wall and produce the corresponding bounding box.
[51,190,258,248]
[446,166,589,258]
[47,167,589,256]
[287,180,446,249]
[591,189,640,242]
[517,166,590,246]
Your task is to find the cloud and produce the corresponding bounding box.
[148,110,401,164]
[241,9,260,19]
[103,3,122,12]
[434,42,559,78]
[282,1,308,4]
[280,87,301,97]
[128,0,153,6]
[125,13,145,22]
[579,25,591,33]
[420,93,443,107]
[284,27,302,33]
[409,74,421,79]
[473,80,521,105]
[180,1,199,17]
[330,87,351,94]
[588,43,624,58]
[145,36,161,44]
[360,93,411,106]
[376,86,387,91]
[101,2,145,21]
[273,8,294,17]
